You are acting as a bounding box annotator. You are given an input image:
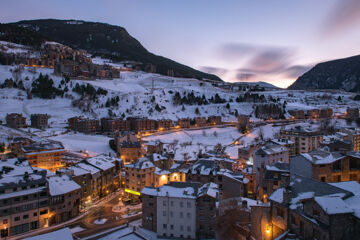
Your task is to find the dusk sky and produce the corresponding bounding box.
[2,0,360,88]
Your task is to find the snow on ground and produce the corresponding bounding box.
[49,132,114,156]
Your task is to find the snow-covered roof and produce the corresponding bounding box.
[314,196,353,215]
[329,181,360,196]
[47,175,80,196]
[256,143,288,156]
[297,149,345,165]
[24,227,73,240]
[125,157,155,170]
[141,182,219,199]
[86,155,117,171]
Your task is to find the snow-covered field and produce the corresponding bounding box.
[49,132,114,156]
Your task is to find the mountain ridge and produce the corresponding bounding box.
[4,19,222,81]
[288,54,360,92]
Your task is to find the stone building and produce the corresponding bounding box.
[262,175,360,240]
[288,109,305,119]
[186,159,248,199]
[254,143,289,174]
[6,113,26,129]
[30,114,49,129]
[271,138,296,156]
[290,149,360,183]
[118,141,145,165]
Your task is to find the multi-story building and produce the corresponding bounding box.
[256,162,290,201]
[186,159,248,199]
[238,143,261,167]
[21,141,65,172]
[208,115,222,125]
[67,162,102,206]
[141,182,219,239]
[0,158,50,238]
[128,117,157,132]
[319,108,333,119]
[30,114,49,129]
[288,109,305,119]
[85,155,121,197]
[194,117,207,127]
[145,141,164,154]
[74,118,100,134]
[290,149,360,183]
[271,138,295,156]
[346,107,359,120]
[340,127,360,151]
[261,175,360,240]
[124,157,156,199]
[6,113,26,129]
[154,162,188,187]
[177,118,191,128]
[254,143,289,173]
[156,119,173,130]
[118,141,145,165]
[100,118,131,133]
[306,109,320,119]
[280,126,323,155]
[47,175,81,225]
[238,114,250,129]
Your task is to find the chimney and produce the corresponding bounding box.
[242,200,248,208]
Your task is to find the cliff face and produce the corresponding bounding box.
[11,19,222,81]
[288,55,360,92]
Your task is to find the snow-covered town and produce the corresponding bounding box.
[1,1,360,240]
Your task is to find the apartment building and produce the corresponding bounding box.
[118,141,145,165]
[290,149,360,183]
[340,127,360,151]
[280,126,323,155]
[124,157,156,199]
[6,113,26,129]
[0,158,50,238]
[208,115,222,125]
[30,114,49,129]
[156,119,173,130]
[186,159,248,199]
[254,143,289,174]
[141,182,219,239]
[47,175,81,225]
[154,163,188,187]
[346,107,359,120]
[288,109,305,119]
[21,141,65,172]
[271,138,295,156]
[177,118,191,128]
[101,118,131,133]
[194,117,207,127]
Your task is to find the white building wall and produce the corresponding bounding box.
[157,196,196,239]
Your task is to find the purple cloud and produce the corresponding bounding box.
[199,66,228,76]
[322,0,360,36]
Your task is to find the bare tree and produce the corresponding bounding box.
[12,66,23,83]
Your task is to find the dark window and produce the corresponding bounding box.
[276,207,284,218]
[332,161,341,171]
[40,209,48,215]
[14,216,20,221]
[320,176,326,182]
[350,158,358,170]
[23,215,29,219]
